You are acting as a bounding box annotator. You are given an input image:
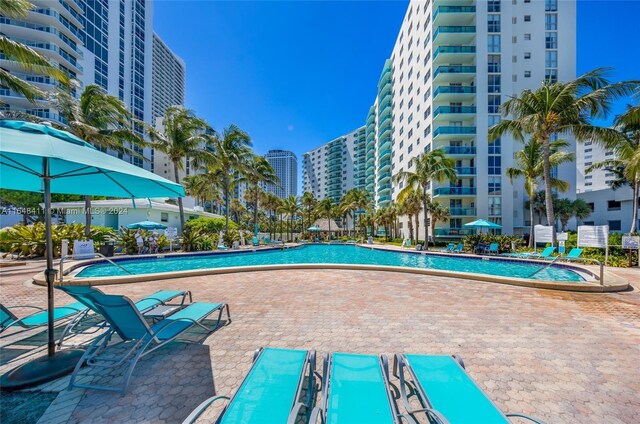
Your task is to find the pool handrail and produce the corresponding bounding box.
[59,252,132,282]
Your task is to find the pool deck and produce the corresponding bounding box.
[1,262,639,423]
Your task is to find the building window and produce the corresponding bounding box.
[488,95,501,113]
[489,137,501,154]
[524,15,531,22]
[524,33,531,41]
[587,203,594,212]
[607,200,621,211]
[488,75,501,93]
[545,69,558,83]
[524,52,531,59]
[545,51,558,68]
[545,14,558,30]
[488,176,502,195]
[488,55,501,73]
[524,71,531,78]
[488,35,501,53]
[160,213,169,223]
[608,220,621,231]
[546,32,558,48]
[545,0,558,12]
[488,15,501,32]
[488,1,501,12]
[488,156,501,175]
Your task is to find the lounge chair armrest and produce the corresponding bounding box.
[182,395,229,424]
[309,406,324,424]
[506,413,547,424]
[6,305,46,311]
[287,401,307,424]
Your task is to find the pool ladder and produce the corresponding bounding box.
[58,253,133,282]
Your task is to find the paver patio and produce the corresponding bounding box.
[1,263,639,423]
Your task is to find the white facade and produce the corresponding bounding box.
[151,32,185,122]
[48,199,221,233]
[577,187,639,233]
[576,141,617,193]
[1,1,183,173]
[264,150,297,199]
[365,0,576,238]
[302,126,366,202]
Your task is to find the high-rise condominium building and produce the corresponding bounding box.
[364,0,576,238]
[151,32,185,122]
[1,0,182,173]
[302,126,366,202]
[576,142,616,193]
[265,149,298,199]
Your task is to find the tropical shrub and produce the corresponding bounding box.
[184,217,237,235]
[462,234,526,253]
[0,223,116,258]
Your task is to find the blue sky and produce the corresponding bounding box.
[154,0,640,158]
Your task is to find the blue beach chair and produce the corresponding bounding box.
[0,301,86,335]
[453,243,464,253]
[522,246,556,259]
[56,286,191,347]
[310,352,415,424]
[485,243,499,255]
[562,248,583,261]
[394,354,545,424]
[67,291,230,394]
[183,347,317,424]
[441,243,455,253]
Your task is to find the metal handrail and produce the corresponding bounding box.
[59,253,133,282]
[566,257,605,285]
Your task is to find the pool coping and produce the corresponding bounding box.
[33,243,630,293]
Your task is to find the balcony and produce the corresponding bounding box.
[433,45,476,65]
[379,104,392,119]
[378,79,392,96]
[434,228,474,237]
[433,126,476,140]
[377,173,391,184]
[433,85,476,101]
[379,137,391,150]
[449,207,477,216]
[454,167,476,176]
[433,26,476,44]
[442,146,476,155]
[434,187,477,196]
[433,105,476,120]
[378,148,391,161]
[378,115,391,129]
[433,6,476,25]
[433,66,475,84]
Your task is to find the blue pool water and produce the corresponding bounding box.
[76,245,585,282]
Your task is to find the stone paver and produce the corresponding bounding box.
[1,264,639,423]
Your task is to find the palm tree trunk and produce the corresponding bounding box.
[408,214,414,243]
[223,175,230,233]
[529,195,535,248]
[542,138,557,244]
[253,186,259,235]
[353,210,357,237]
[173,162,185,233]
[415,214,419,244]
[422,194,429,249]
[84,195,91,238]
[631,180,639,234]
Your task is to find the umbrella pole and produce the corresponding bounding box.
[43,158,56,357]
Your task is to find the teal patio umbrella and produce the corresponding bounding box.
[307,226,321,241]
[464,218,502,234]
[0,120,184,390]
[126,220,168,230]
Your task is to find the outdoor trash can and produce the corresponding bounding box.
[100,243,114,257]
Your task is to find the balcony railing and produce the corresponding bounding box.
[433,86,476,97]
[434,45,476,59]
[434,187,477,196]
[449,207,477,216]
[434,6,476,19]
[434,228,475,236]
[455,167,476,175]
[433,106,476,116]
[434,126,476,137]
[434,66,476,78]
[433,26,476,40]
[443,146,476,155]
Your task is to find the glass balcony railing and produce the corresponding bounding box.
[449,207,477,216]
[378,195,392,203]
[433,46,476,59]
[433,26,476,40]
[434,228,475,236]
[434,6,476,19]
[433,86,476,97]
[0,17,84,57]
[434,187,477,196]
[442,146,476,155]
[434,126,476,137]
[433,106,476,116]
[455,167,476,175]
[434,66,476,78]
[378,148,391,159]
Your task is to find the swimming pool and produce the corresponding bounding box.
[76,245,585,282]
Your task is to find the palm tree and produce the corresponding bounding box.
[587,104,640,233]
[239,155,279,235]
[148,106,212,231]
[341,189,371,237]
[555,198,592,232]
[506,139,574,246]
[183,170,223,213]
[300,191,317,235]
[0,0,69,102]
[205,125,253,233]
[281,195,299,241]
[398,187,422,244]
[394,149,456,248]
[489,68,639,243]
[316,198,334,234]
[54,84,143,237]
[429,202,450,243]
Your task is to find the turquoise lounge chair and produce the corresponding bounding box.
[441,243,455,253]
[183,347,317,424]
[485,243,499,255]
[0,301,86,335]
[56,286,191,347]
[524,246,556,259]
[68,291,230,394]
[562,248,583,261]
[394,354,545,424]
[310,352,415,424]
[453,243,464,253]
